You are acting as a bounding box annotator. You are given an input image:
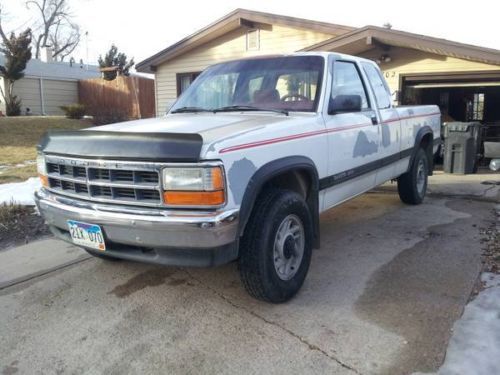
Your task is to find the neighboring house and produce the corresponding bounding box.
[0,55,100,116]
[137,8,500,125]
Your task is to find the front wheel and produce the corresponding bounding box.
[397,148,429,205]
[238,189,313,303]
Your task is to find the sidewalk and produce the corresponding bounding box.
[0,238,90,289]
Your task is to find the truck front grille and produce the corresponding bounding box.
[45,156,163,206]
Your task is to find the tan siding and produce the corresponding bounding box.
[154,25,337,113]
[359,47,500,92]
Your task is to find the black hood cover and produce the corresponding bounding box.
[38,130,203,162]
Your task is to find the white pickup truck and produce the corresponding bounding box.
[35,52,440,302]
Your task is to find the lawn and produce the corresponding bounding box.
[0,116,90,183]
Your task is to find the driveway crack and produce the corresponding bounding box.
[183,269,362,375]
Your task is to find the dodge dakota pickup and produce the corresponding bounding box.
[35,52,440,302]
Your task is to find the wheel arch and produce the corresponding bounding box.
[237,156,320,249]
[409,126,434,176]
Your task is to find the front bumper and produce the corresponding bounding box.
[35,189,240,266]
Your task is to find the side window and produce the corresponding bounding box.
[332,61,369,109]
[362,63,391,109]
[248,75,264,100]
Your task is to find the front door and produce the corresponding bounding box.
[322,60,381,210]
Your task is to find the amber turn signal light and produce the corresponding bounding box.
[39,174,49,187]
[163,190,225,206]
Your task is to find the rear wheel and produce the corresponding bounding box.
[238,189,313,303]
[398,148,428,205]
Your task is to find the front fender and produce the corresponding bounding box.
[237,156,320,248]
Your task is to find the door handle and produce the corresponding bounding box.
[371,115,378,125]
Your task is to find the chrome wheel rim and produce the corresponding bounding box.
[273,214,305,281]
[416,159,427,196]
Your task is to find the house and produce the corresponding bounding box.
[136,8,500,126]
[0,55,100,116]
[136,9,354,113]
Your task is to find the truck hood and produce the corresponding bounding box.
[92,113,299,144]
[40,113,311,162]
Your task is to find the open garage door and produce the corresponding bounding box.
[401,71,500,122]
[401,71,500,147]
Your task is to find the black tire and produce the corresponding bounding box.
[84,249,121,261]
[238,188,313,303]
[398,148,429,205]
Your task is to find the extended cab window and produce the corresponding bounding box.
[332,61,369,109]
[248,75,264,100]
[362,63,391,109]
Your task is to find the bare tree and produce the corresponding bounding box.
[26,0,80,61]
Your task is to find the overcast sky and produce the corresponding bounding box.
[1,0,498,66]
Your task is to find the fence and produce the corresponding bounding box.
[78,76,155,119]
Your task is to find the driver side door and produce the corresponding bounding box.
[322,60,381,209]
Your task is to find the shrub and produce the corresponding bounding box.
[91,108,129,125]
[60,104,86,119]
[6,95,22,116]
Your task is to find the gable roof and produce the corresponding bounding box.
[0,54,101,81]
[136,8,354,73]
[303,26,500,66]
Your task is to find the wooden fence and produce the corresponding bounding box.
[78,76,155,119]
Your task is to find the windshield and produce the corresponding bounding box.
[170,56,325,113]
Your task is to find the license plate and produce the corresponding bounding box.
[67,220,106,251]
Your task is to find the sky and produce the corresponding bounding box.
[1,0,499,67]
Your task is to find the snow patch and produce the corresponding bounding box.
[437,273,500,375]
[0,178,41,206]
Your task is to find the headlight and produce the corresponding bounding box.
[36,154,49,187]
[161,166,225,206]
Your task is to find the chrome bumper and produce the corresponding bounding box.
[35,189,240,266]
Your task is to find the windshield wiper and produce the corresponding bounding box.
[212,105,289,116]
[170,106,212,114]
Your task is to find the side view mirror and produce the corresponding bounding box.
[328,95,362,115]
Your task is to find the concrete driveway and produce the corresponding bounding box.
[1,172,498,375]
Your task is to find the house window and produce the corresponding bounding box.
[176,72,201,96]
[246,29,260,51]
[468,93,484,121]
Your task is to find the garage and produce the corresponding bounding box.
[306,27,500,165]
[401,72,500,163]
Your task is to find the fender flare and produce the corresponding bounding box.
[408,126,434,175]
[237,156,321,249]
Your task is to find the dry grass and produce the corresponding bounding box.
[0,202,50,249]
[0,116,90,182]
